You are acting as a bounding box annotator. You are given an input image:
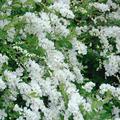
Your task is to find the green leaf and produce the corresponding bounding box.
[29,92,39,98]
[20,35,45,57]
[59,83,68,108]
[55,38,72,50]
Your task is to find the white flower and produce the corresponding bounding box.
[34,0,41,3]
[112,106,120,119]
[73,67,84,83]
[0,54,8,68]
[53,68,75,82]
[90,2,110,12]
[82,82,95,93]
[23,108,40,120]
[67,92,84,120]
[104,55,120,76]
[28,98,44,111]
[46,50,65,70]
[76,26,88,36]
[17,82,32,95]
[99,83,114,94]
[13,104,23,112]
[4,70,21,89]
[14,67,24,77]
[25,59,44,81]
[50,1,75,19]
[108,8,120,20]
[7,27,16,42]
[115,118,120,120]
[0,19,10,29]
[0,109,7,120]
[24,12,51,38]
[29,80,42,97]
[50,13,70,37]
[0,77,6,91]
[72,38,87,55]
[19,0,27,3]
[107,0,117,9]
[99,84,120,100]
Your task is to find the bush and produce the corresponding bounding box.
[0,0,120,120]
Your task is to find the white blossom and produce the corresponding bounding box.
[82,82,95,93]
[0,109,7,120]
[0,54,8,68]
[104,55,120,76]
[0,77,6,91]
[90,2,110,12]
[72,38,87,55]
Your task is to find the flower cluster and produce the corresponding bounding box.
[0,0,120,120]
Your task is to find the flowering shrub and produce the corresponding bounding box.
[0,0,120,119]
